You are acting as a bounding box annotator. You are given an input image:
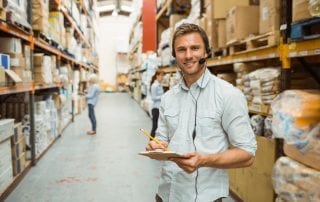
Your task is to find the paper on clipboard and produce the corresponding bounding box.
[139,151,186,161]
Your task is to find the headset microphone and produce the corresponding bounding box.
[198,57,206,65]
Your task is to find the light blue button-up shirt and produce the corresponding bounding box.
[151,80,164,109]
[156,69,257,202]
[86,84,100,106]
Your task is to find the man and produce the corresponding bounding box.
[146,23,257,202]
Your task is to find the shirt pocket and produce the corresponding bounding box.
[164,109,179,137]
[197,111,223,138]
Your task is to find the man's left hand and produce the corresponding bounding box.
[170,152,204,173]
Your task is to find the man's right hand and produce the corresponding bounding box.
[146,140,168,151]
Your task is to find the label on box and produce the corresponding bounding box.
[0,54,10,69]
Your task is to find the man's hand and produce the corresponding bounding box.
[170,152,205,173]
[146,140,168,151]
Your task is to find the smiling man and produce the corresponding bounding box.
[146,23,257,202]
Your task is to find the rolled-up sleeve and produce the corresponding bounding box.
[221,89,257,156]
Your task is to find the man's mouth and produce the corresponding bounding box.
[183,61,196,66]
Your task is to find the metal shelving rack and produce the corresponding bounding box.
[0,0,99,200]
[152,0,320,201]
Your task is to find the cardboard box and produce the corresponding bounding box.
[0,66,5,86]
[259,0,281,34]
[11,122,23,143]
[8,53,25,68]
[0,166,13,194]
[0,119,14,143]
[0,139,12,173]
[199,15,207,31]
[0,37,22,54]
[5,69,22,85]
[217,19,226,48]
[226,6,259,43]
[292,0,312,22]
[211,0,250,19]
[284,143,320,171]
[0,8,6,21]
[11,133,26,159]
[169,14,186,29]
[246,169,275,202]
[12,152,26,176]
[229,136,276,202]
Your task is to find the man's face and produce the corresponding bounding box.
[174,32,207,77]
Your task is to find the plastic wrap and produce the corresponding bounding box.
[6,0,31,29]
[250,115,264,136]
[247,67,280,104]
[32,0,49,34]
[264,116,273,138]
[309,0,320,16]
[271,90,320,146]
[272,157,320,202]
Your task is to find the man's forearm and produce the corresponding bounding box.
[200,148,255,169]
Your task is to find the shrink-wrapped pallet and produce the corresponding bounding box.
[264,116,273,138]
[284,124,320,170]
[272,157,320,201]
[32,0,49,35]
[271,90,320,143]
[233,62,260,100]
[248,67,281,105]
[250,114,264,136]
[272,90,320,170]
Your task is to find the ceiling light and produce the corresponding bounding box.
[97,4,115,12]
[121,5,133,12]
[112,9,119,17]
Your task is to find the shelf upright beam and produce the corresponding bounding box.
[142,0,156,52]
[27,0,37,166]
[29,81,36,166]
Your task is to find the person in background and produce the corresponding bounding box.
[146,23,257,202]
[86,73,100,135]
[150,70,165,137]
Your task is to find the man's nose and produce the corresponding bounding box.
[185,49,192,58]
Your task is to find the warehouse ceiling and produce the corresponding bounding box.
[97,0,133,17]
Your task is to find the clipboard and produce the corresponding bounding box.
[139,151,186,161]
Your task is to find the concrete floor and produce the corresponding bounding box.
[6,93,235,202]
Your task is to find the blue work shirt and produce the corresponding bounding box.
[86,84,100,106]
[151,80,164,109]
[156,69,257,202]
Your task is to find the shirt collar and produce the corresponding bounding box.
[178,68,211,91]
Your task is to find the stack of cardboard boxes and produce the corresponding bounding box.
[0,119,14,195]
[201,0,280,53]
[0,37,31,86]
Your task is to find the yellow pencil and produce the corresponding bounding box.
[139,128,168,151]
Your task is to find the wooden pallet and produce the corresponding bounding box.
[11,21,32,34]
[34,31,54,46]
[5,11,32,34]
[291,17,320,40]
[212,47,228,57]
[228,32,279,55]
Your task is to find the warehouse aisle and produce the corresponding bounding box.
[6,93,161,202]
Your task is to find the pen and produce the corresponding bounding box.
[139,128,168,151]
